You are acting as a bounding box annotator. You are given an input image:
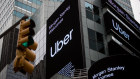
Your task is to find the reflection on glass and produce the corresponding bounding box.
[85,2,93,11]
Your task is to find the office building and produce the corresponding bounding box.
[114,0,134,17]
[30,0,140,79]
[0,0,42,79]
[130,0,140,23]
[0,0,42,35]
[0,0,42,60]
[0,0,140,79]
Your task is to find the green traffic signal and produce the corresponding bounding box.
[22,36,34,47]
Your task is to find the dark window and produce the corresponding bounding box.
[91,60,95,66]
[93,5,100,24]
[88,28,96,50]
[85,2,101,24]
[88,28,105,54]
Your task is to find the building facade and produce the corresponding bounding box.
[30,0,140,79]
[0,0,42,35]
[114,0,133,17]
[0,0,42,60]
[0,0,42,79]
[130,0,140,23]
[0,0,139,79]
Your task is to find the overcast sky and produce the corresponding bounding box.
[130,0,140,23]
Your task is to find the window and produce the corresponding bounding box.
[28,0,42,5]
[85,2,93,20]
[49,0,64,2]
[15,0,37,13]
[88,28,105,54]
[13,10,24,18]
[85,2,101,24]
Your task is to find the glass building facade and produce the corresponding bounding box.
[114,0,134,17]
[0,0,42,79]
[0,0,138,79]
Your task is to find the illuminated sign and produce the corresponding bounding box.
[101,0,140,35]
[46,0,84,78]
[104,12,140,53]
[112,19,130,40]
[50,29,73,57]
[88,55,140,79]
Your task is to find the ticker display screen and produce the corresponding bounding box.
[46,0,84,78]
[104,12,140,54]
[88,55,140,79]
[101,0,140,34]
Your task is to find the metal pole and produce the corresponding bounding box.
[0,15,28,39]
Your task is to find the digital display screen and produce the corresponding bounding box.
[46,0,84,78]
[88,55,140,79]
[101,0,140,36]
[104,12,140,53]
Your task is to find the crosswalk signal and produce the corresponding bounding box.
[13,19,38,74]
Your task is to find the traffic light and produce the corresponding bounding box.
[13,19,38,74]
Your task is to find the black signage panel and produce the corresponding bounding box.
[101,0,140,36]
[104,12,140,53]
[46,0,84,78]
[88,55,140,79]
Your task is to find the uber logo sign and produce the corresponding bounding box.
[46,0,85,78]
[104,12,140,53]
[50,29,73,57]
[112,19,130,40]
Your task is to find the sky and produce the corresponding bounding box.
[130,0,140,24]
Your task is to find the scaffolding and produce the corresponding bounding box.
[71,68,88,79]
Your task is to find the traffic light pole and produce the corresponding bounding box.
[0,15,28,39]
[13,19,38,74]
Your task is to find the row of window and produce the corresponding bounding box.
[0,1,14,33]
[15,0,37,13]
[13,10,25,18]
[0,14,13,33]
[49,0,64,2]
[115,1,132,12]
[28,0,42,5]
[85,2,101,24]
[0,0,8,9]
[0,0,13,19]
[88,28,105,54]
[84,2,104,54]
[0,2,14,24]
[121,0,131,5]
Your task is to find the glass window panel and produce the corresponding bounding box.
[97,42,105,54]
[94,15,101,23]
[13,10,24,18]
[32,8,36,13]
[88,28,96,40]
[85,2,93,11]
[96,32,103,43]
[15,1,36,13]
[93,5,100,24]
[93,5,99,15]
[86,10,93,20]
[15,1,18,6]
[26,6,31,11]
[89,39,97,50]
[28,0,42,5]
